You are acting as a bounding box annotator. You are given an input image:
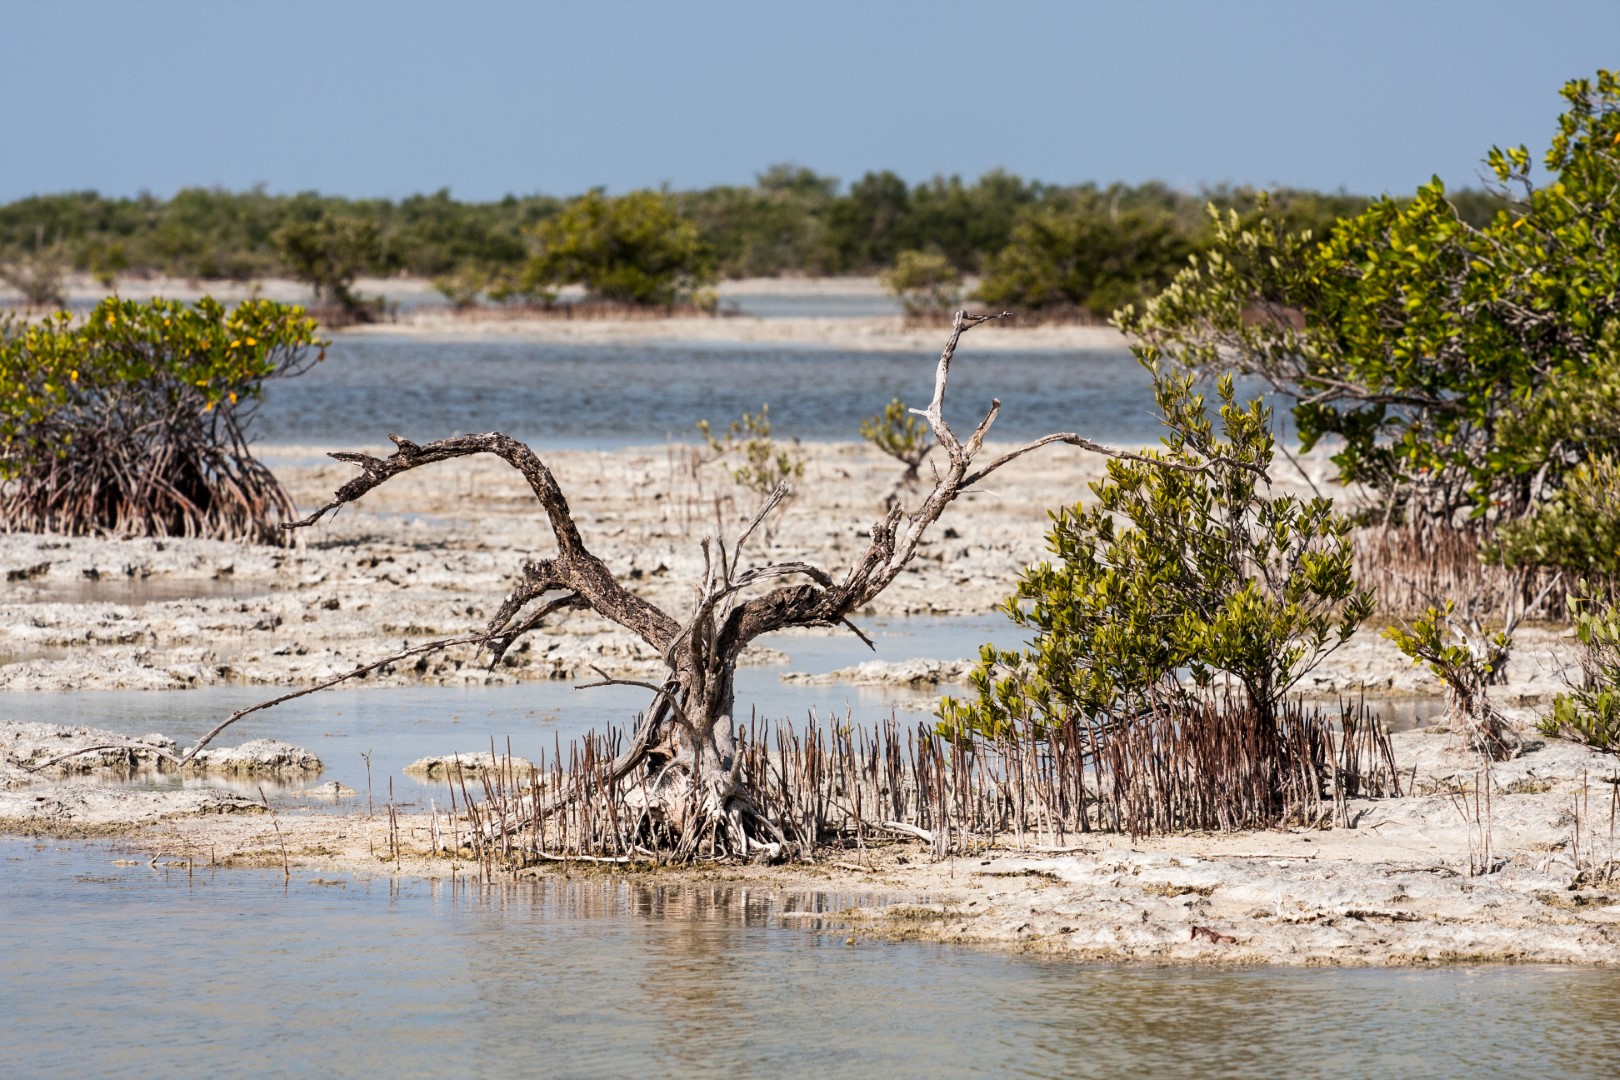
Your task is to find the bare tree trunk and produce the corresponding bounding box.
[258,312,1207,860]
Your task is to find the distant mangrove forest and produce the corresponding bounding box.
[0,168,1504,317]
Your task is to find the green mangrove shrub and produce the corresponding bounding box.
[879,250,962,316]
[1121,70,1620,528]
[976,194,1193,317]
[0,296,324,542]
[859,397,934,504]
[432,263,492,311]
[520,190,714,307]
[940,365,1373,738]
[274,215,383,317]
[1499,456,1620,579]
[698,403,805,497]
[0,244,68,310]
[1385,601,1524,759]
[1543,588,1620,752]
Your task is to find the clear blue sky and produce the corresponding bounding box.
[1,0,1615,203]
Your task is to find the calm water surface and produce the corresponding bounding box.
[253,336,1177,450]
[0,615,1026,803]
[3,837,1619,1079]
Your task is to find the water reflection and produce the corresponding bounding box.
[4,839,1620,1078]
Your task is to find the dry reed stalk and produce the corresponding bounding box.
[1447,768,1495,876]
[257,783,291,880]
[1352,525,1571,621]
[451,694,1400,864]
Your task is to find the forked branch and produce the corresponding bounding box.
[717,309,1240,652]
[26,312,1255,856]
[285,431,678,652]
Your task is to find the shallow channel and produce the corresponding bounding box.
[4,837,1619,1079]
[0,615,1025,803]
[0,614,1441,804]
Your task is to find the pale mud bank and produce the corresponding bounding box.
[0,440,1192,693]
[40,273,1127,351]
[0,441,1578,703]
[825,729,1620,966]
[0,720,325,834]
[349,310,1127,353]
[7,722,1620,966]
[402,751,535,780]
[0,720,321,789]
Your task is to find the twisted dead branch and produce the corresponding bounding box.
[35,310,1262,860]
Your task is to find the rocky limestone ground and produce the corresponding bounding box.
[821,730,1620,966]
[0,720,326,835]
[2,440,1612,965]
[0,720,322,787]
[0,440,1580,700]
[6,720,1620,966]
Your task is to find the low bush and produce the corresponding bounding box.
[521,190,714,307]
[859,397,933,504]
[274,215,382,316]
[0,296,324,542]
[1386,602,1523,758]
[1543,588,1620,751]
[697,403,804,497]
[879,249,962,316]
[941,364,1372,738]
[1499,457,1620,579]
[0,245,67,310]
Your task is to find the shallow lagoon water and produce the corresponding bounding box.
[0,324,1516,1074]
[0,615,1027,802]
[0,613,1442,802]
[4,837,1620,1079]
[254,336,1173,450]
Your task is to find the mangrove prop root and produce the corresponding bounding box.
[40,312,1294,861]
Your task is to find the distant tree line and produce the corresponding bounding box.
[0,170,1503,314]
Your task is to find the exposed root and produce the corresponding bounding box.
[445,700,1403,870]
[124,312,1293,868]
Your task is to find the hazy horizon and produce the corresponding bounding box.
[0,169,1428,206]
[2,0,1617,204]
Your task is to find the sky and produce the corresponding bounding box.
[1,0,1616,203]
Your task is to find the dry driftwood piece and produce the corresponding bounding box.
[178,311,1191,861]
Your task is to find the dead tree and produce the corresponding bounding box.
[274,312,1175,859]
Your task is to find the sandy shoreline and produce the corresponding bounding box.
[342,310,1128,352]
[6,720,1619,967]
[0,436,1608,966]
[33,272,1128,352]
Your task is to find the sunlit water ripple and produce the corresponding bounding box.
[3,836,1618,1079]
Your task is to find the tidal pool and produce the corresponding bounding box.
[0,615,1025,801]
[3,837,1619,1079]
